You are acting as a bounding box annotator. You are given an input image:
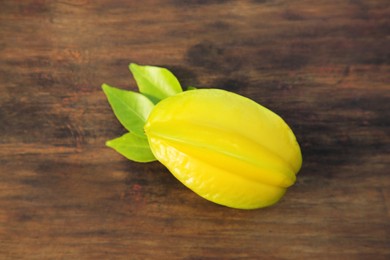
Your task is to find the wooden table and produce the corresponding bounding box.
[1,0,389,259]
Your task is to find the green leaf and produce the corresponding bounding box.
[106,133,156,162]
[129,63,183,103]
[102,83,154,137]
[186,86,197,90]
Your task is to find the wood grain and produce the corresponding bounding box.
[1,0,389,259]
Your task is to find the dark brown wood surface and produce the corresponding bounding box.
[1,0,389,259]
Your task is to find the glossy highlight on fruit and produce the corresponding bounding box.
[145,89,302,209]
[102,63,302,210]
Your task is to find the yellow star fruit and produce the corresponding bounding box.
[145,89,302,209]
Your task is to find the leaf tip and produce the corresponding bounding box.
[101,83,112,94]
[105,139,113,147]
[129,63,140,73]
